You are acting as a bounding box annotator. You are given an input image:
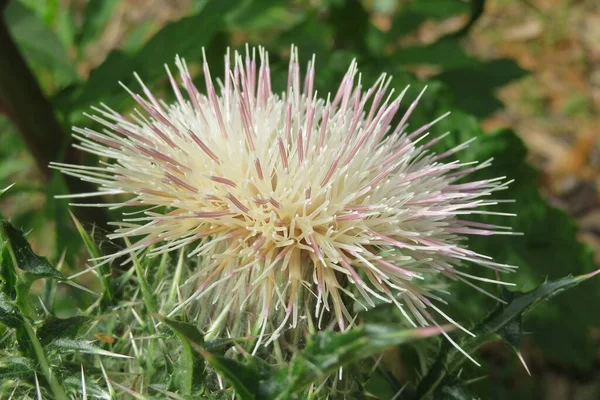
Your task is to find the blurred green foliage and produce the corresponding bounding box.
[0,0,598,399]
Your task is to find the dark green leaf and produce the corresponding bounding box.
[407,0,470,19]
[0,291,23,328]
[37,316,90,346]
[416,270,600,398]
[267,324,444,398]
[155,315,206,395]
[329,0,370,54]
[0,219,66,282]
[200,353,261,400]
[392,39,477,69]
[0,356,34,380]
[427,114,599,367]
[435,59,528,117]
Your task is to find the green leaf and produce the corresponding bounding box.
[427,114,599,367]
[416,270,600,398]
[46,338,131,358]
[328,0,370,54]
[5,0,78,87]
[435,59,528,117]
[0,219,66,282]
[156,313,259,399]
[37,316,90,346]
[197,350,261,400]
[407,0,471,19]
[64,373,112,400]
[225,0,293,31]
[59,0,237,118]
[0,291,23,328]
[0,356,35,380]
[266,324,444,398]
[154,315,206,395]
[392,39,477,69]
[75,0,119,50]
[135,0,237,81]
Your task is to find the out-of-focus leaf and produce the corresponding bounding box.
[438,383,477,400]
[46,338,131,358]
[392,39,477,69]
[0,184,16,198]
[435,59,528,117]
[76,0,119,50]
[0,291,23,328]
[59,0,236,117]
[225,0,293,31]
[37,316,90,346]
[155,315,206,395]
[274,14,332,63]
[416,270,600,398]
[0,219,66,282]
[407,0,470,19]
[329,0,370,54]
[157,313,260,399]
[5,0,78,87]
[135,0,236,81]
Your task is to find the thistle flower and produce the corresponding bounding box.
[53,46,516,357]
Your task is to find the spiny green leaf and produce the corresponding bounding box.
[37,316,90,346]
[154,314,205,395]
[63,373,112,400]
[46,338,131,359]
[268,324,445,398]
[0,291,23,328]
[156,313,259,399]
[194,346,261,400]
[0,219,66,282]
[416,270,600,398]
[0,355,35,380]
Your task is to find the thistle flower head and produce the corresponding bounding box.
[54,46,516,354]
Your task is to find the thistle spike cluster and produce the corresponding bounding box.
[53,46,517,352]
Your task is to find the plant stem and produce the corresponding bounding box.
[0,4,108,228]
[24,320,69,400]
